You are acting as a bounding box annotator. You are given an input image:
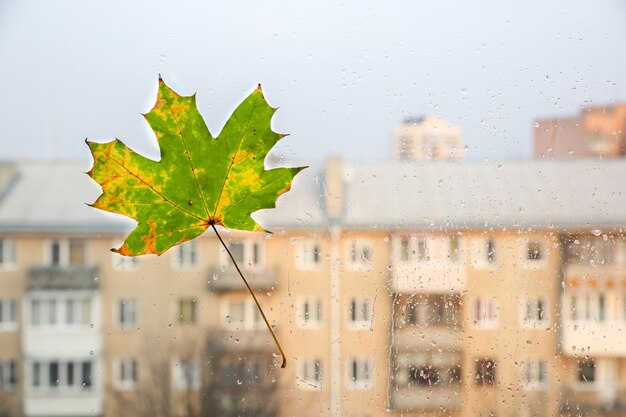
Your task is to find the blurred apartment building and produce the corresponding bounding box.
[0,158,625,417]
[534,104,626,159]
[392,116,463,161]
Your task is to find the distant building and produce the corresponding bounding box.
[392,115,463,161]
[1,159,626,417]
[534,103,626,159]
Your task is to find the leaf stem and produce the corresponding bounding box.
[210,223,287,369]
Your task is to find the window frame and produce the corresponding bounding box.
[298,358,323,390]
[0,238,17,270]
[347,239,374,270]
[176,298,198,326]
[521,359,548,390]
[473,296,499,329]
[221,297,262,330]
[171,240,199,270]
[172,358,201,390]
[475,358,497,386]
[219,238,265,271]
[113,358,138,390]
[29,359,95,392]
[347,357,373,390]
[116,298,139,329]
[347,297,372,330]
[44,238,89,267]
[0,360,17,390]
[0,298,18,330]
[297,297,323,329]
[295,239,322,270]
[520,297,550,329]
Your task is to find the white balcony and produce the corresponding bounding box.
[22,292,102,358]
[25,391,103,417]
[391,263,465,293]
[561,322,626,356]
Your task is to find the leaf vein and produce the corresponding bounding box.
[210,92,261,221]
[103,153,207,224]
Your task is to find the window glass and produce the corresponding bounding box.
[577,359,595,384]
[0,239,17,268]
[475,358,496,385]
[118,298,138,328]
[173,241,198,268]
[299,359,322,389]
[177,298,197,325]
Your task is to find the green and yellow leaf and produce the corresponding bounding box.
[87,78,305,256]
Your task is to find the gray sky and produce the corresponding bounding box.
[0,0,624,164]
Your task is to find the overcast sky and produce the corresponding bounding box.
[0,0,624,164]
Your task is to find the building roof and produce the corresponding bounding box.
[0,161,131,234]
[0,159,624,234]
[260,159,626,231]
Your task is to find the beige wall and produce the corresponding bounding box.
[2,228,625,417]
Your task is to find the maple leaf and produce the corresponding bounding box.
[86,77,306,368]
[86,78,305,257]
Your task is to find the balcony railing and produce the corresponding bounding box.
[207,330,277,352]
[561,387,626,414]
[391,386,461,411]
[207,266,278,293]
[28,266,99,290]
[390,263,465,293]
[394,326,462,351]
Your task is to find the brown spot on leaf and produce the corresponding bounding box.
[141,220,158,254]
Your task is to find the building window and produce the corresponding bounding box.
[449,236,460,263]
[221,239,264,269]
[0,299,17,329]
[222,298,262,330]
[416,238,429,262]
[31,360,93,390]
[406,295,460,328]
[348,358,372,389]
[114,358,138,390]
[521,298,549,327]
[173,241,198,269]
[30,299,57,326]
[65,298,91,326]
[473,297,498,328]
[486,239,496,263]
[349,240,373,269]
[298,298,322,328]
[117,299,138,328]
[475,358,496,385]
[570,293,606,322]
[177,298,197,325]
[0,360,17,390]
[299,359,322,390]
[348,298,371,329]
[523,360,547,389]
[527,241,542,260]
[399,236,410,262]
[296,239,322,270]
[448,364,462,385]
[0,239,17,269]
[577,359,595,384]
[408,365,440,386]
[172,359,200,390]
[46,239,86,267]
[30,297,92,328]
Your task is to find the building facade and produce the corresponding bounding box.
[391,116,463,162]
[534,104,626,159]
[0,159,625,417]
